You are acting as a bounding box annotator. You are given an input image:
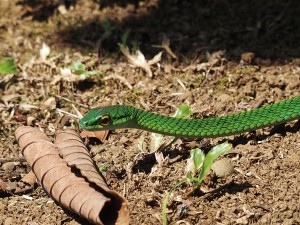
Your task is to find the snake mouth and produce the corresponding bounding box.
[79,120,99,130]
[79,118,110,131]
[79,123,104,131]
[79,115,105,130]
[78,119,87,129]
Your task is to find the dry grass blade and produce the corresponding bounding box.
[15,126,130,225]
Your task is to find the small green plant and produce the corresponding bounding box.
[70,61,101,79]
[131,40,141,52]
[120,29,131,47]
[98,164,108,173]
[120,29,141,52]
[162,142,232,225]
[101,18,116,37]
[138,104,232,224]
[162,180,186,225]
[0,57,17,74]
[186,142,232,188]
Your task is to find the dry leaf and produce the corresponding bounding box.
[1,94,20,105]
[119,44,162,77]
[0,171,36,195]
[15,126,130,225]
[0,178,10,194]
[39,43,50,60]
[15,109,27,122]
[80,130,109,142]
[152,36,177,59]
[20,170,36,186]
[14,170,36,194]
[55,130,109,191]
[41,97,56,110]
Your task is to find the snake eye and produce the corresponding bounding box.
[100,115,110,126]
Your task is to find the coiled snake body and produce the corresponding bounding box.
[79,96,300,138]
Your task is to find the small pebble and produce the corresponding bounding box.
[4,217,13,225]
[211,158,234,177]
[2,162,15,173]
[240,52,255,64]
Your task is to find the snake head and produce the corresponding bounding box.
[79,105,135,131]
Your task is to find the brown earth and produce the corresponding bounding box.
[0,0,299,224]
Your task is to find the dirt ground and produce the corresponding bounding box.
[0,0,300,224]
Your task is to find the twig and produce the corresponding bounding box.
[176,78,187,90]
[168,155,182,164]
[56,108,81,119]
[72,104,83,118]
[0,157,26,163]
[253,98,266,109]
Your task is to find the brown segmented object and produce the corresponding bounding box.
[15,126,129,225]
[54,129,109,191]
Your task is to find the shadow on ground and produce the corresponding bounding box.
[53,0,300,60]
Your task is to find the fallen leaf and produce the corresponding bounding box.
[15,109,27,122]
[0,178,10,194]
[14,170,36,194]
[15,126,129,225]
[20,170,36,186]
[80,130,109,142]
[119,44,162,77]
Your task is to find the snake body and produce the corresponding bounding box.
[79,96,300,138]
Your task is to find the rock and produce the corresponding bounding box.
[2,162,15,173]
[240,52,255,64]
[4,217,13,225]
[236,215,248,224]
[211,158,234,177]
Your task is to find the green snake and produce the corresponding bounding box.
[79,96,300,138]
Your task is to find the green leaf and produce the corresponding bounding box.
[186,172,193,182]
[102,18,115,35]
[162,191,170,225]
[0,57,17,74]
[173,104,193,118]
[162,180,186,225]
[131,40,141,52]
[83,70,101,77]
[190,148,205,174]
[198,141,232,182]
[98,164,108,172]
[70,61,86,74]
[121,29,131,46]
